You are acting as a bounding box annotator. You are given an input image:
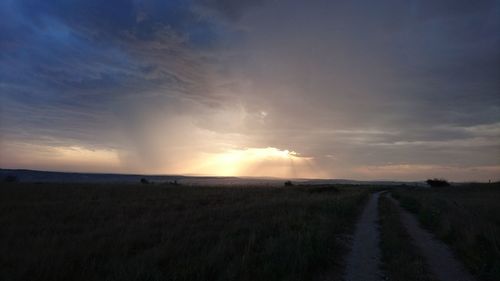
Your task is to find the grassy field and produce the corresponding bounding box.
[0,183,368,281]
[378,195,436,281]
[392,183,500,281]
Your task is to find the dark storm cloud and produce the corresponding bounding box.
[220,0,500,178]
[0,0,229,166]
[13,0,190,40]
[197,0,265,21]
[413,0,497,19]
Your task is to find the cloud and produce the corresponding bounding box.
[196,0,265,21]
[1,0,499,180]
[1,0,231,169]
[353,164,500,182]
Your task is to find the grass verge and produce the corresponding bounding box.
[378,195,436,281]
[393,183,500,281]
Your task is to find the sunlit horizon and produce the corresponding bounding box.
[2,144,499,181]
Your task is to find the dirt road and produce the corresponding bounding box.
[343,191,384,281]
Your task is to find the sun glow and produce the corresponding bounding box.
[1,143,122,173]
[192,147,315,178]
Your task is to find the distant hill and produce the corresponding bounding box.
[299,178,426,186]
[0,168,423,186]
[0,169,184,184]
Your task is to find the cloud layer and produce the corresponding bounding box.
[1,0,499,181]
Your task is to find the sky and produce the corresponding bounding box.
[1,0,499,181]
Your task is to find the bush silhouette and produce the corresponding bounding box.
[284,180,294,187]
[426,178,450,187]
[3,175,18,183]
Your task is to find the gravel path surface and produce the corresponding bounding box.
[343,191,384,281]
[388,195,476,281]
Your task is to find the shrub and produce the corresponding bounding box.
[3,175,18,183]
[426,178,450,187]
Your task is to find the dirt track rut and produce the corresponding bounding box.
[343,191,384,281]
[388,195,476,281]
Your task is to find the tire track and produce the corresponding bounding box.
[343,191,384,281]
[388,195,476,281]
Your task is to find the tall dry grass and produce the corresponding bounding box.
[0,183,368,281]
[393,183,500,281]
